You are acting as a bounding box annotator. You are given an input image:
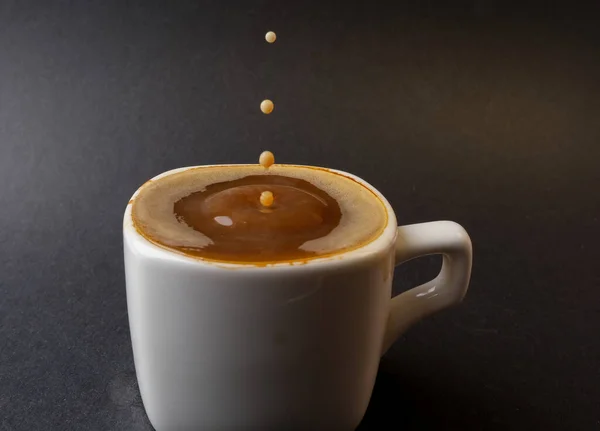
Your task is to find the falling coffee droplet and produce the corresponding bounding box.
[260,99,274,114]
[259,150,275,169]
[265,31,277,43]
[260,191,274,207]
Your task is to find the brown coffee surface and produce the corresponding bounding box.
[131,165,387,264]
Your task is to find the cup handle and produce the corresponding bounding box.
[381,221,473,355]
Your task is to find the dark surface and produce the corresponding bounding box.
[1,1,599,430]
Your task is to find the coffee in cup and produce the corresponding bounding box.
[131,152,387,263]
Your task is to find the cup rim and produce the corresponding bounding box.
[123,164,398,271]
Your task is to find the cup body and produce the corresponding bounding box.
[124,166,398,431]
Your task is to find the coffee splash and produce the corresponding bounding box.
[258,150,276,207]
[173,170,342,262]
[259,191,274,208]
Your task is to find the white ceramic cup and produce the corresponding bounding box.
[123,165,473,431]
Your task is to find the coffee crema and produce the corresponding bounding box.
[131,165,387,264]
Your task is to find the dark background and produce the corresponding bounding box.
[1,1,599,430]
